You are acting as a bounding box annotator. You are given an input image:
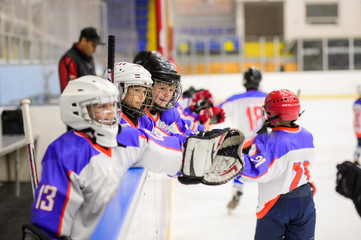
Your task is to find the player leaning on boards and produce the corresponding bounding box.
[113,62,155,129]
[22,75,245,240]
[134,51,224,136]
[113,61,187,141]
[235,89,316,240]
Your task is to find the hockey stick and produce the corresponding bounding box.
[20,99,38,198]
[107,35,115,83]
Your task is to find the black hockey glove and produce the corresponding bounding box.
[179,128,245,185]
[336,160,361,217]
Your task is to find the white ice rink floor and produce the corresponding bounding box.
[169,98,361,240]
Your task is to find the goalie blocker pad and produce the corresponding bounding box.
[336,161,361,217]
[179,128,245,185]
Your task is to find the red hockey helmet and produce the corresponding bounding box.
[264,89,300,126]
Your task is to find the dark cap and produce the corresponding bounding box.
[79,27,105,45]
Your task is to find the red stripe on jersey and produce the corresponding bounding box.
[256,195,281,219]
[139,134,182,152]
[145,108,160,122]
[75,131,112,157]
[243,137,255,149]
[122,113,138,128]
[174,121,184,134]
[272,126,300,132]
[310,181,317,195]
[57,170,73,237]
[154,126,170,136]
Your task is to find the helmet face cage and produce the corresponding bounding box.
[80,95,119,128]
[121,84,154,118]
[151,78,182,112]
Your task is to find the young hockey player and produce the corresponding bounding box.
[113,61,154,129]
[177,88,225,131]
[141,54,194,135]
[218,66,267,212]
[236,89,316,240]
[24,75,245,239]
[113,61,186,138]
[353,84,361,165]
[134,51,223,135]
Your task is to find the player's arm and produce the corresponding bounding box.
[31,146,83,238]
[133,128,184,176]
[134,127,245,185]
[162,107,197,135]
[238,138,292,183]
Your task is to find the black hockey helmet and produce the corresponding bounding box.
[133,50,163,66]
[182,86,197,98]
[141,55,182,112]
[141,55,181,84]
[243,66,262,90]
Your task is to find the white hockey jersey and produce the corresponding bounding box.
[218,90,267,149]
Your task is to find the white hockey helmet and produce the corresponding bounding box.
[114,62,153,99]
[60,75,120,147]
[113,62,153,117]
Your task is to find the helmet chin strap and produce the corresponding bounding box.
[299,110,305,117]
[264,115,281,128]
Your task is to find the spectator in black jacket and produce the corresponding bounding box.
[58,27,104,93]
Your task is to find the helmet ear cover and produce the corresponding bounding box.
[264,89,300,127]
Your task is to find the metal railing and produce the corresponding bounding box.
[174,34,361,74]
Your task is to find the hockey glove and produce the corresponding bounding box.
[199,107,226,124]
[189,89,214,113]
[336,160,361,217]
[336,161,361,199]
[192,89,213,103]
[179,128,245,185]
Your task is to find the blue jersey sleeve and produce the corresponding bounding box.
[160,108,196,136]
